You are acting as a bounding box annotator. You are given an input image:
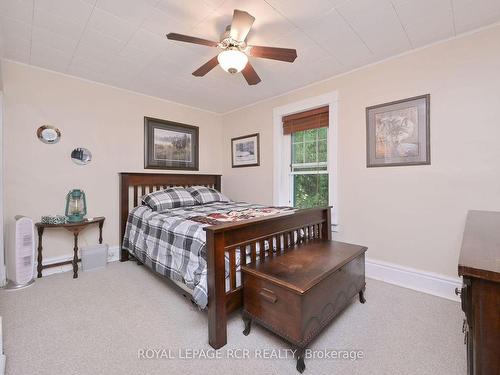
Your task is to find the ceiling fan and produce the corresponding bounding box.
[166,9,297,85]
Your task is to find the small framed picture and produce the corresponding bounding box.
[144,117,199,170]
[366,94,430,167]
[231,133,260,168]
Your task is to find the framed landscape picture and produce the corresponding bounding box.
[366,94,430,167]
[144,117,199,170]
[231,133,260,168]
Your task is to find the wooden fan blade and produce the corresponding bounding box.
[248,45,297,62]
[166,33,219,47]
[192,56,219,77]
[230,9,255,42]
[241,63,261,85]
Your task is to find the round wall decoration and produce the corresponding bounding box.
[37,125,61,144]
[71,148,92,165]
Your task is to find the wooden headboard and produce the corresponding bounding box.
[119,172,221,261]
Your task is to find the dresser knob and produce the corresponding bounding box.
[455,287,461,296]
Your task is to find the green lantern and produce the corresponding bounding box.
[65,189,87,223]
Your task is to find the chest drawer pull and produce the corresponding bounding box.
[259,288,278,303]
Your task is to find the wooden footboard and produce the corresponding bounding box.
[205,207,331,349]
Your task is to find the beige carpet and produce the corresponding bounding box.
[0,262,466,375]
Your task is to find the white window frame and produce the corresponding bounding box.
[273,92,339,226]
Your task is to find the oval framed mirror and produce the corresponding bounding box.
[71,147,92,165]
[37,125,61,144]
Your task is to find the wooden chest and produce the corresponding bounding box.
[241,240,367,372]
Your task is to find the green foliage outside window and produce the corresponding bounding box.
[293,174,329,209]
[291,128,329,209]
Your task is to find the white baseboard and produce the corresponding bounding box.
[37,245,120,277]
[36,248,461,302]
[366,257,462,302]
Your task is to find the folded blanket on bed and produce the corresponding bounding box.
[122,202,294,309]
[187,207,291,225]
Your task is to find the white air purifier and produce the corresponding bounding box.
[4,216,35,290]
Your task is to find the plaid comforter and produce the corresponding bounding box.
[122,202,293,309]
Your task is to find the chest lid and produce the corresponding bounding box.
[242,240,367,294]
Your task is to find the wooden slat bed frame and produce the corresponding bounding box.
[119,172,331,349]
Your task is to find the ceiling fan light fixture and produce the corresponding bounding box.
[217,49,248,74]
[166,9,297,85]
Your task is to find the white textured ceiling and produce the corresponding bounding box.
[1,0,500,113]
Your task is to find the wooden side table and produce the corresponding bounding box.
[35,217,105,279]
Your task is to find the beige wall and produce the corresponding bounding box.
[2,61,222,265]
[221,25,500,278]
[3,25,500,280]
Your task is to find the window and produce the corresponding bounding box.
[291,127,328,208]
[273,93,338,225]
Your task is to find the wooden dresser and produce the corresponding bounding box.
[241,240,367,372]
[458,210,500,375]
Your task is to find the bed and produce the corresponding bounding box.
[119,172,331,349]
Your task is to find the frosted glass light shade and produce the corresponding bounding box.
[217,49,248,74]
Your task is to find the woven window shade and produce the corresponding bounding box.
[282,106,329,135]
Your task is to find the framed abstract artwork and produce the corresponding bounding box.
[144,117,199,170]
[366,94,430,167]
[231,133,260,168]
